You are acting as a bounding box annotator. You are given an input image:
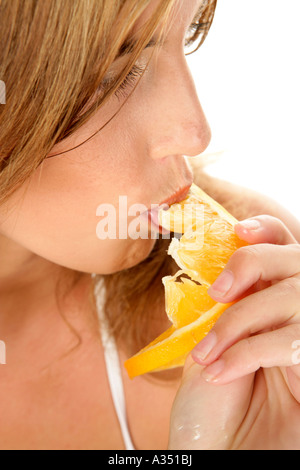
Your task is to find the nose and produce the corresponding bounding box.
[148,56,211,160]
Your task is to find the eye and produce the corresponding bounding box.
[115,63,146,98]
[184,21,207,55]
[99,63,146,100]
[184,1,213,55]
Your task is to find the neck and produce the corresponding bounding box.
[0,233,94,373]
[0,232,85,326]
[0,232,49,283]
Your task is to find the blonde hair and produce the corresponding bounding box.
[0,0,217,362]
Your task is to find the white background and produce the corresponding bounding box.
[187,0,300,220]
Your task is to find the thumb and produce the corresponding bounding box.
[169,354,254,450]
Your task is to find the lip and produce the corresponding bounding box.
[159,184,192,208]
[137,183,193,236]
[141,183,193,215]
[139,184,192,235]
[147,210,170,235]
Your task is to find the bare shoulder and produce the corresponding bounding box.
[193,169,300,243]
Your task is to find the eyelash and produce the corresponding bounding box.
[100,63,146,100]
[101,19,206,99]
[115,64,146,98]
[184,22,207,51]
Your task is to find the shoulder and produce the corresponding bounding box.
[193,169,300,243]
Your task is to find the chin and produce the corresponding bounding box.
[65,237,157,276]
[114,237,157,272]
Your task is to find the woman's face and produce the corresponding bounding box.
[0,0,211,275]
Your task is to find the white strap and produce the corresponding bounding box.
[93,276,135,451]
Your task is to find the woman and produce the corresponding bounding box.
[1,0,300,450]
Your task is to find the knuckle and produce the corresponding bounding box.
[233,245,261,267]
[242,336,255,355]
[259,214,280,225]
[271,215,286,229]
[238,337,259,367]
[225,302,244,325]
[291,323,300,338]
[281,277,300,296]
[290,243,300,257]
[260,214,286,230]
[215,303,244,335]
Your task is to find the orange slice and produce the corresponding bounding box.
[124,183,246,379]
[160,184,247,286]
[163,270,217,328]
[125,302,232,378]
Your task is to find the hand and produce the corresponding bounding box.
[169,215,300,450]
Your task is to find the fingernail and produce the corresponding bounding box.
[208,270,234,297]
[202,359,225,383]
[238,219,261,231]
[192,331,218,362]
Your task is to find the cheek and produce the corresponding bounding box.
[0,149,156,274]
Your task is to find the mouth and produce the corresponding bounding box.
[159,184,192,208]
[140,184,193,235]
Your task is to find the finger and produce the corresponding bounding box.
[208,244,300,302]
[169,356,254,449]
[234,215,297,245]
[192,277,300,365]
[199,324,300,385]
